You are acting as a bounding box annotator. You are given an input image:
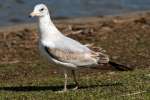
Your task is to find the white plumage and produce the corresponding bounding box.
[30,4,109,92]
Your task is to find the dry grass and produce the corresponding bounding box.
[0,12,150,99]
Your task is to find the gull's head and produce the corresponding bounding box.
[30,4,49,17]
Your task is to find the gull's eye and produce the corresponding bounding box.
[40,8,44,12]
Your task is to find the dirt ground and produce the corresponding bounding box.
[0,12,150,73]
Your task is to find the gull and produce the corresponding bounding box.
[29,4,132,92]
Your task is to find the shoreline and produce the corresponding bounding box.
[0,11,150,33]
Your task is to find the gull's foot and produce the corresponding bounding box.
[72,86,78,90]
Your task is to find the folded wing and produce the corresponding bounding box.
[44,46,98,67]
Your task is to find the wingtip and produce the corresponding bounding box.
[108,61,134,71]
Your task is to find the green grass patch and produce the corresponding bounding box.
[0,64,149,100]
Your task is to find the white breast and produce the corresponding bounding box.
[41,40,55,48]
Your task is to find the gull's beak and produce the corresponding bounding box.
[29,11,39,18]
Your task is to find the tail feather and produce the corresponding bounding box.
[108,61,133,71]
[97,53,133,71]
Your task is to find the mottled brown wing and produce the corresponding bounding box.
[44,47,97,66]
[90,51,109,64]
[89,46,109,64]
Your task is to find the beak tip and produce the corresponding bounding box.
[29,12,35,18]
[29,14,34,18]
[29,15,32,18]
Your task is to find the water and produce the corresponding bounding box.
[1,0,150,26]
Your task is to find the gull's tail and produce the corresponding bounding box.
[108,61,133,71]
[97,52,133,71]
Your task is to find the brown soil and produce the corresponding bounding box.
[0,12,150,72]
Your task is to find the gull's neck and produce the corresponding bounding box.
[38,13,63,44]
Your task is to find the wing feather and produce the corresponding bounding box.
[44,46,97,66]
[43,36,109,66]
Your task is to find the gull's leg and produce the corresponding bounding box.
[57,70,68,93]
[72,70,79,90]
[63,70,67,92]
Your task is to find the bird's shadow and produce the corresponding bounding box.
[0,83,123,92]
